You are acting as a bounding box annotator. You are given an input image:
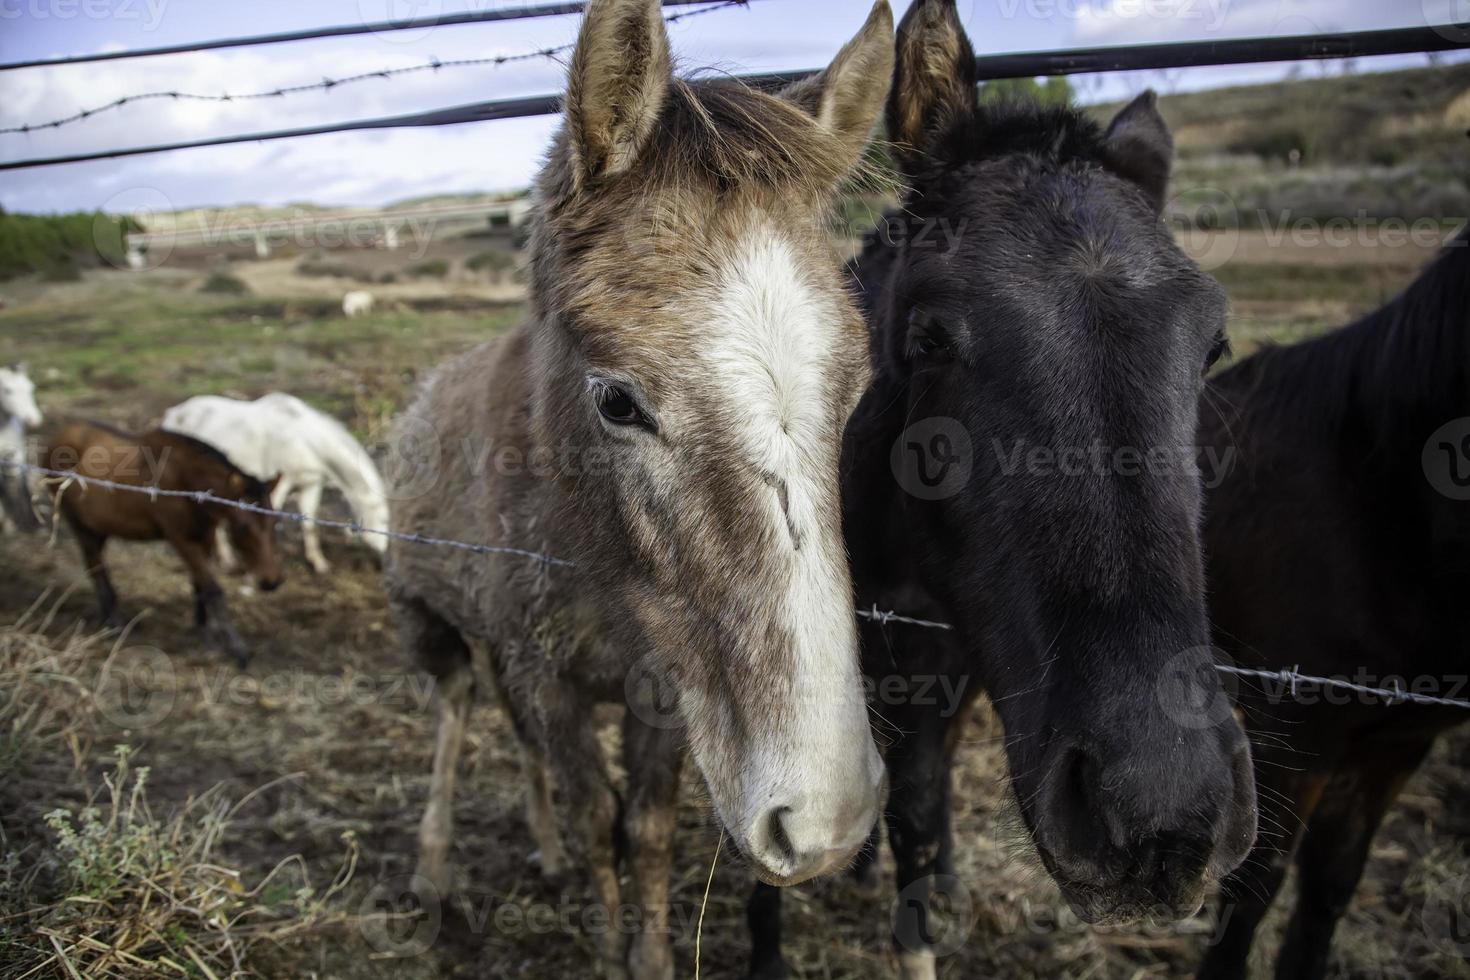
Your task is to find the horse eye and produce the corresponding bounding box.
[595,384,646,427]
[1203,332,1231,373]
[906,310,954,363]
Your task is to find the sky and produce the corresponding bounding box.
[0,0,1466,213]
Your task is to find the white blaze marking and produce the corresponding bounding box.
[699,226,876,868]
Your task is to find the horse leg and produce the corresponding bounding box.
[1273,739,1433,980]
[214,524,240,574]
[1197,767,1331,980]
[622,713,683,980]
[168,530,248,667]
[394,595,475,901]
[746,882,788,980]
[746,821,880,973]
[885,705,959,980]
[295,479,331,575]
[531,689,626,979]
[486,660,566,881]
[72,523,120,627]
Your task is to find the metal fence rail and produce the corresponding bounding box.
[4,22,1464,171]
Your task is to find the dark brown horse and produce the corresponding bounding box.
[45,421,284,667]
[1196,228,1470,980]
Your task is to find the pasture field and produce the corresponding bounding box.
[2,230,1469,980]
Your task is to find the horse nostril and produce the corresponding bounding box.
[765,806,796,866]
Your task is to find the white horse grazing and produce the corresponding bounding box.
[0,364,42,532]
[342,291,374,317]
[163,393,388,573]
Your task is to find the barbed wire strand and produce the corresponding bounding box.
[1215,663,1470,711]
[0,0,730,73]
[8,461,1470,707]
[3,458,936,628]
[6,459,572,567]
[0,1,749,137]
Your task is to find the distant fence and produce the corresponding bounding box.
[2,21,1466,172]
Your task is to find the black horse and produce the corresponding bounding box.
[749,2,1255,976]
[1195,227,1470,980]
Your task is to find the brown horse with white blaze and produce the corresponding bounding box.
[46,421,283,667]
[384,0,895,976]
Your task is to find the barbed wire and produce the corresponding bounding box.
[0,0,728,72]
[7,461,1470,707]
[2,458,939,629]
[1216,663,1470,710]
[855,604,953,631]
[0,0,749,137]
[6,459,572,566]
[855,602,1470,712]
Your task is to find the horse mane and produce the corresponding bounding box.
[916,98,1112,179]
[539,74,867,208]
[1211,225,1470,451]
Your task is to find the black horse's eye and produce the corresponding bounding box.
[594,384,647,428]
[906,310,954,363]
[1204,332,1231,373]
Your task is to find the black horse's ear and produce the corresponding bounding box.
[888,0,977,175]
[1102,90,1173,213]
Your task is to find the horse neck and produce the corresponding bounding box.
[1321,231,1470,446]
[299,417,384,515]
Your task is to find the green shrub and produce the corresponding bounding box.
[296,258,374,282]
[405,258,450,278]
[465,249,517,275]
[200,271,249,295]
[0,207,139,280]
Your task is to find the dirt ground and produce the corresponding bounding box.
[3,230,1469,979]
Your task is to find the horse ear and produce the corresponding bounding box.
[1102,90,1173,213]
[888,0,976,176]
[564,0,672,188]
[779,1,894,176]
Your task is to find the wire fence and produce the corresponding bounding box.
[3,458,941,628]
[5,22,1464,171]
[0,0,725,72]
[0,0,750,137]
[8,458,1469,711]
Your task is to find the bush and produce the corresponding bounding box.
[465,250,517,275]
[405,258,449,278]
[0,618,358,979]
[295,259,375,282]
[0,208,139,281]
[200,271,249,295]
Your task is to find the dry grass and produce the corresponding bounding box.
[2,208,1469,977]
[0,601,360,979]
